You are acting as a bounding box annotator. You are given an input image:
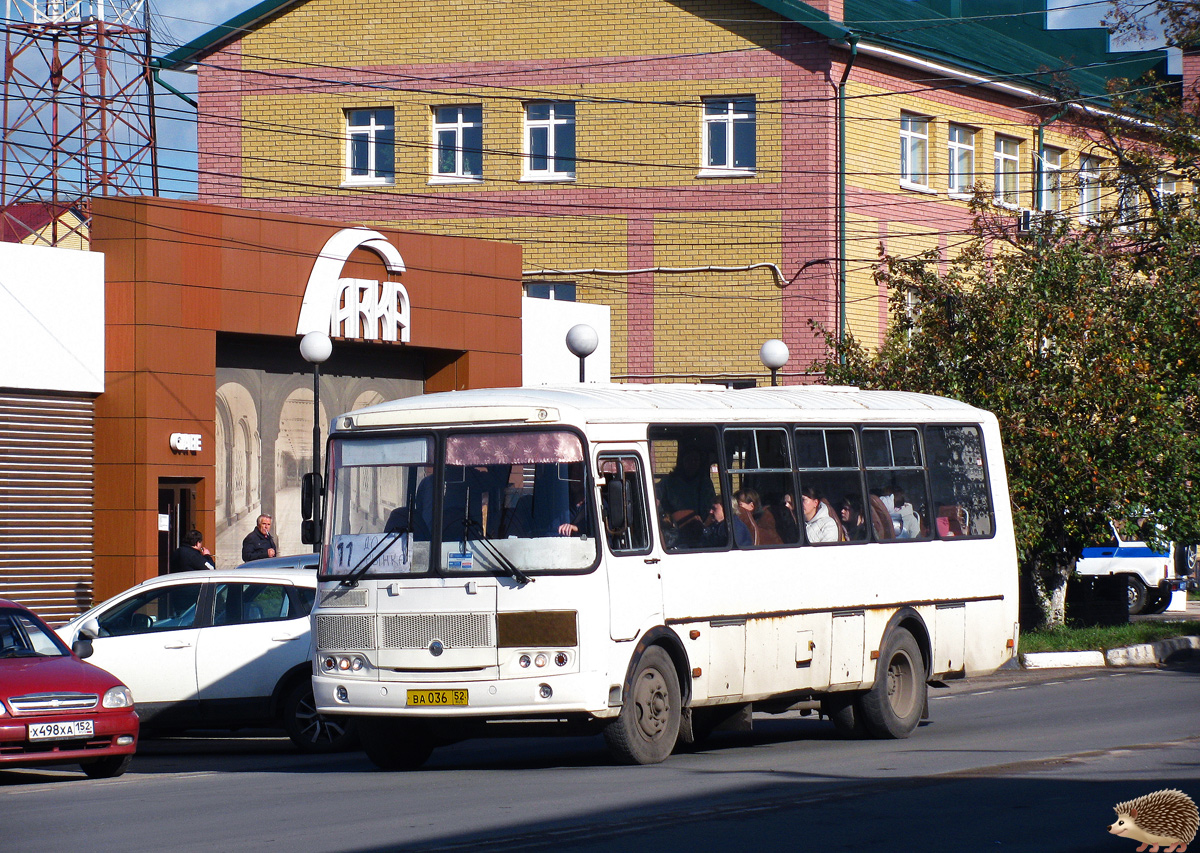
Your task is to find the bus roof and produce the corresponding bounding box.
[334,384,994,431]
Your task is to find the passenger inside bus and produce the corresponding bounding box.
[733,489,783,547]
[657,442,717,546]
[800,486,843,543]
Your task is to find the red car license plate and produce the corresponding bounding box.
[27,719,95,741]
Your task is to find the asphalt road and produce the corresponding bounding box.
[3,663,1198,853]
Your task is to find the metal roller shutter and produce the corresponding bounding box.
[0,393,95,624]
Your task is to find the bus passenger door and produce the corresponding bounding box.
[597,450,662,641]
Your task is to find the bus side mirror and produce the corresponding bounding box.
[301,520,322,545]
[301,472,323,544]
[301,472,322,521]
[605,479,627,532]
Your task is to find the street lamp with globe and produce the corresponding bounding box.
[299,331,332,551]
[565,324,598,383]
[759,339,789,387]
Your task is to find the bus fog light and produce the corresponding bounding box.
[350,658,364,672]
[534,653,548,668]
[338,657,351,670]
[336,686,348,702]
[538,684,552,699]
[554,652,568,667]
[518,654,531,668]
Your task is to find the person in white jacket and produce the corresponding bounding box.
[800,486,841,543]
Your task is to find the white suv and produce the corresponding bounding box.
[56,566,354,752]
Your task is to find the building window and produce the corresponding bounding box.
[899,114,930,188]
[345,108,394,184]
[947,124,975,195]
[1079,155,1102,219]
[524,101,575,180]
[1158,174,1180,198]
[702,97,756,174]
[524,281,576,301]
[433,105,482,181]
[1118,174,1140,226]
[1039,147,1063,212]
[994,136,1020,206]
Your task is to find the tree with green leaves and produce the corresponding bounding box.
[813,206,1200,626]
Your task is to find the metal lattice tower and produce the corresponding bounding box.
[2,0,156,247]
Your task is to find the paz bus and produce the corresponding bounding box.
[308,384,1019,768]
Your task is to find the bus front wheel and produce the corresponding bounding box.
[605,646,681,765]
[359,717,434,770]
[860,628,925,739]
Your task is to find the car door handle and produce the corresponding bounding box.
[162,641,193,649]
[271,635,301,642]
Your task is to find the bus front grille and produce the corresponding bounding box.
[381,613,494,649]
[316,614,375,650]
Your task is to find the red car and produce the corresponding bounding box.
[0,598,138,778]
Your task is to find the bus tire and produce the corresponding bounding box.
[282,681,358,753]
[359,717,434,770]
[860,628,925,739]
[604,646,681,765]
[1126,576,1148,615]
[821,692,867,738]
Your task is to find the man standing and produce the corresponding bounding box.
[171,529,216,572]
[241,514,277,562]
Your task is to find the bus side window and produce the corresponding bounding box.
[924,425,994,538]
[599,455,651,554]
[863,427,932,541]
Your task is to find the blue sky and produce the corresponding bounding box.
[149,0,1170,197]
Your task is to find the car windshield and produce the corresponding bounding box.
[0,609,69,658]
[324,429,597,579]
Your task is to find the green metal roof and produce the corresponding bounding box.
[160,0,1169,104]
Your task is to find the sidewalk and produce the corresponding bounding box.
[1021,598,1200,669]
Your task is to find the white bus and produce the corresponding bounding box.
[310,384,1019,768]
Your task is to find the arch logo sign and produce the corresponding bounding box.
[296,228,411,343]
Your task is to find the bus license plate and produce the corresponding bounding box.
[28,719,94,741]
[406,689,468,707]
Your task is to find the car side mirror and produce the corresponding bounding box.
[72,638,94,659]
[79,618,100,640]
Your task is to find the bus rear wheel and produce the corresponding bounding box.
[605,646,681,765]
[860,628,925,739]
[359,718,434,770]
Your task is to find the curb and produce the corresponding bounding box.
[1021,636,1200,669]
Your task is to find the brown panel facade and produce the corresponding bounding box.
[89,196,522,594]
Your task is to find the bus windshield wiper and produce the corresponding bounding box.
[340,530,408,587]
[462,517,533,586]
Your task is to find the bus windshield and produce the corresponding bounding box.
[324,429,596,579]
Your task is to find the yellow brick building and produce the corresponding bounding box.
[165,0,1172,384]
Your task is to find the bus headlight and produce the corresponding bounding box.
[322,654,368,674]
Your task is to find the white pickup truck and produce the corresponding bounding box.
[1076,522,1196,615]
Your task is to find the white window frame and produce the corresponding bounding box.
[700,97,756,177]
[523,101,576,182]
[432,105,483,184]
[1039,146,1063,212]
[993,135,1021,207]
[344,108,394,186]
[947,124,975,197]
[1078,155,1102,220]
[899,113,931,190]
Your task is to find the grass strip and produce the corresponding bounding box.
[1020,621,1200,653]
